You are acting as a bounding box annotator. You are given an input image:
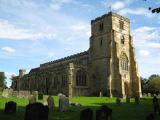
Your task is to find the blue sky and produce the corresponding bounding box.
[0,0,160,87]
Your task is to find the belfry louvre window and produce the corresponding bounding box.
[121,35,125,44]
[120,53,128,70]
[99,23,104,31]
[76,70,87,86]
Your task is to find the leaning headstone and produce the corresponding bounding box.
[24,102,49,120]
[4,101,16,114]
[80,108,93,120]
[96,105,112,120]
[59,95,69,112]
[28,95,36,104]
[38,93,43,100]
[47,96,54,111]
[116,97,121,105]
[126,96,130,103]
[135,96,140,104]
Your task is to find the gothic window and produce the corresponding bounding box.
[121,35,125,44]
[120,53,128,71]
[76,70,87,86]
[62,74,67,87]
[119,20,124,30]
[99,23,104,31]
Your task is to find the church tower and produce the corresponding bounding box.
[89,12,142,97]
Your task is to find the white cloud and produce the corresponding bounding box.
[119,8,153,17]
[50,0,73,10]
[132,26,160,48]
[0,20,56,40]
[1,46,15,53]
[139,50,150,57]
[112,1,125,10]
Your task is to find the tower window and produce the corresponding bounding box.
[99,23,104,31]
[121,35,125,44]
[119,20,124,30]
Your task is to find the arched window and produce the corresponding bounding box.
[76,70,87,86]
[120,53,128,70]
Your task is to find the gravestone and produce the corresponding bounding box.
[59,95,69,112]
[32,91,38,99]
[4,101,16,114]
[18,91,30,99]
[148,93,151,97]
[47,96,54,111]
[24,103,49,120]
[80,108,93,120]
[126,96,130,103]
[28,95,36,104]
[12,91,18,97]
[135,96,140,104]
[38,93,43,100]
[2,89,13,97]
[96,105,112,120]
[152,96,159,113]
[116,97,121,105]
[143,93,147,97]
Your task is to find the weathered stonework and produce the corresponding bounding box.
[11,12,142,98]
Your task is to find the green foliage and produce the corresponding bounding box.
[142,74,160,94]
[0,72,6,88]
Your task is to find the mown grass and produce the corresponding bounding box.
[0,96,159,120]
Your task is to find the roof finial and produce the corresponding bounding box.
[108,0,112,12]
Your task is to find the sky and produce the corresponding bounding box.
[0,0,160,87]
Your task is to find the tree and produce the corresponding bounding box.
[0,72,6,89]
[144,74,160,94]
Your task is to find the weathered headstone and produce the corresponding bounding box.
[28,95,36,104]
[116,97,121,105]
[2,89,13,97]
[4,101,16,114]
[143,93,147,97]
[135,96,140,104]
[80,108,93,120]
[96,105,112,120]
[24,103,49,120]
[12,91,18,97]
[59,95,69,112]
[148,93,151,97]
[32,91,38,99]
[18,91,30,99]
[47,96,54,111]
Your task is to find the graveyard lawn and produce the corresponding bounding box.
[0,96,160,120]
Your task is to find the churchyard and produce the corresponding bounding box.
[0,90,160,120]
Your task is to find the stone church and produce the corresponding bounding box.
[11,12,142,97]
